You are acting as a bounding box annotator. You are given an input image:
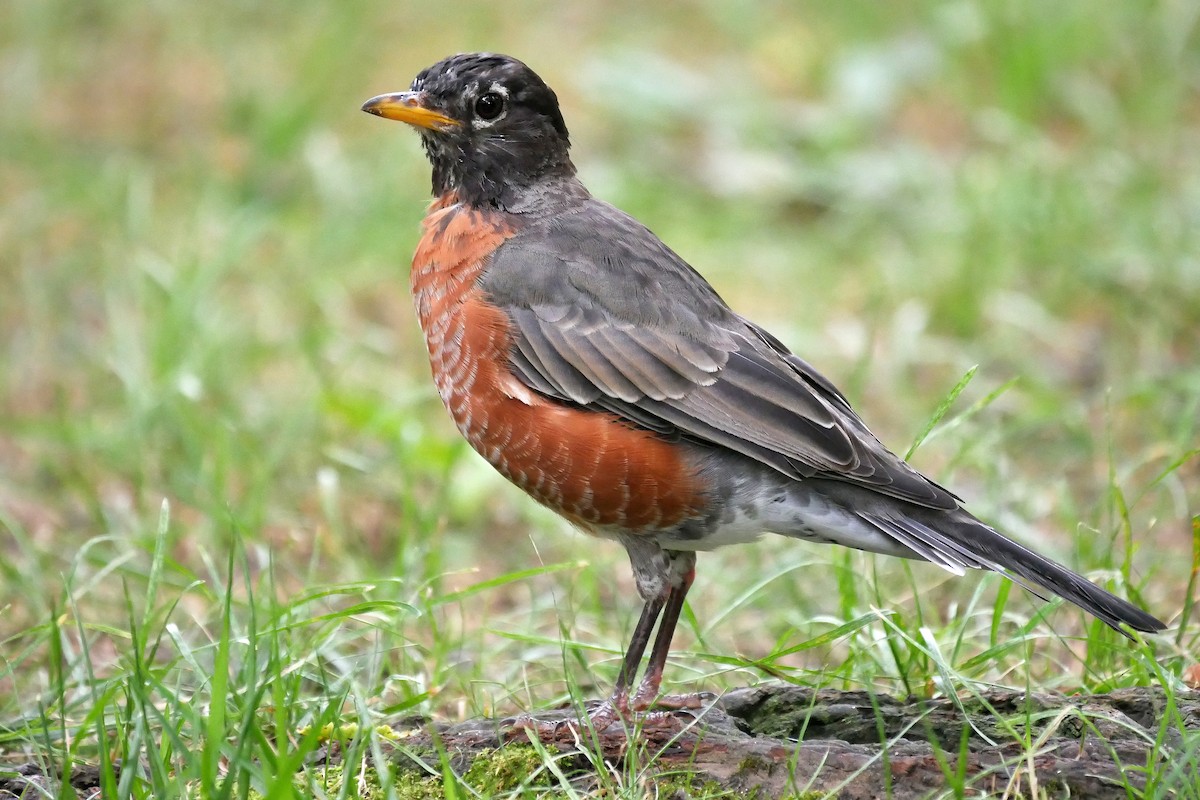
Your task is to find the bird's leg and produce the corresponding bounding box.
[506,590,665,740]
[610,590,668,711]
[631,554,696,711]
[507,547,700,740]
[584,589,667,731]
[580,538,681,728]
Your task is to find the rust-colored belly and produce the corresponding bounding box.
[410,195,704,531]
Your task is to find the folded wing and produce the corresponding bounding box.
[481,200,959,511]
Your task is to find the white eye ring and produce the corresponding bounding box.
[472,83,509,128]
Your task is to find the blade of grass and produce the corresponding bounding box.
[905,365,978,460]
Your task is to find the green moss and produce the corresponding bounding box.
[461,745,556,793]
[391,771,449,800]
[295,722,407,744]
[735,753,774,776]
[651,773,831,800]
[266,744,558,799]
[253,743,827,799]
[651,774,748,799]
[304,763,389,799]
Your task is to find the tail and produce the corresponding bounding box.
[860,508,1166,637]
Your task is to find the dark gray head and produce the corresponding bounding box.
[363,53,575,209]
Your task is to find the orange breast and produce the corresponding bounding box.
[411,195,705,531]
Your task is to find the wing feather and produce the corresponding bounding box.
[480,199,960,510]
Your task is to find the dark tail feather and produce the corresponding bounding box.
[865,508,1166,637]
[949,515,1166,637]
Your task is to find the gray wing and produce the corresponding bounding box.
[481,200,959,510]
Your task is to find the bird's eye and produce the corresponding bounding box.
[474,92,505,121]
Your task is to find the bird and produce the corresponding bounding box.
[361,52,1165,727]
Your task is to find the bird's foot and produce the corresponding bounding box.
[631,689,716,713]
[501,690,715,743]
[582,698,624,731]
[501,712,577,742]
[500,699,625,743]
[502,693,714,743]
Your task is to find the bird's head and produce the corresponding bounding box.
[363,53,575,209]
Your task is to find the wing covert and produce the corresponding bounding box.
[480,199,960,510]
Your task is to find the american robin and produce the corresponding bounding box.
[362,53,1164,724]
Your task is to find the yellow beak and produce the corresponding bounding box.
[361,92,461,132]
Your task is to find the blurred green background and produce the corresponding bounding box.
[1,0,1198,724]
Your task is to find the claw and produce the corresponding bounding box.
[636,691,713,712]
[503,691,718,744]
[501,700,627,743]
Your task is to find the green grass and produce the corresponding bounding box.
[2,0,1199,796]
